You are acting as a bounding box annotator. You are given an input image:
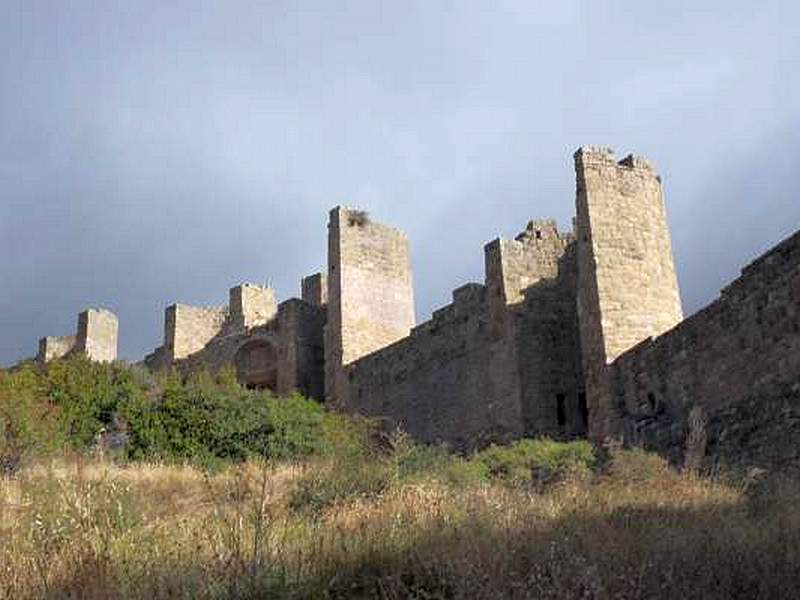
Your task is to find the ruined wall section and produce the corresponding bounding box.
[490,221,584,436]
[575,147,683,440]
[302,273,327,307]
[325,207,415,405]
[611,230,800,473]
[37,336,76,362]
[228,284,277,330]
[345,282,523,449]
[38,307,118,363]
[76,308,118,362]
[275,299,326,399]
[165,303,228,363]
[162,298,326,400]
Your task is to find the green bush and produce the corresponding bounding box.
[122,369,331,466]
[0,358,350,468]
[41,356,143,449]
[0,366,67,474]
[473,438,596,485]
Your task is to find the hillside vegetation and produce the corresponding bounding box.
[1,358,799,599]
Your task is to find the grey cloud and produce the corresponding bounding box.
[1,0,799,364]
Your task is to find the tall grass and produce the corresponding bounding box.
[2,447,798,599]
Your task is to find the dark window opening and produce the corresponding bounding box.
[578,392,588,428]
[535,230,542,240]
[647,392,657,412]
[556,394,566,427]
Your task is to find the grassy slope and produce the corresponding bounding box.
[2,450,799,599]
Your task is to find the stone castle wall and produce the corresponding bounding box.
[229,284,277,330]
[148,280,326,400]
[341,220,585,449]
[38,335,77,362]
[504,224,585,436]
[301,273,327,307]
[574,147,684,440]
[344,282,524,449]
[610,230,800,472]
[37,307,118,363]
[165,303,228,362]
[34,145,792,473]
[325,207,415,406]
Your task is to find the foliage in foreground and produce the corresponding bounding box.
[2,449,799,599]
[0,357,364,472]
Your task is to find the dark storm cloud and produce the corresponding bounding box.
[1,1,799,365]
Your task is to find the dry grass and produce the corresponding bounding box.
[1,450,798,599]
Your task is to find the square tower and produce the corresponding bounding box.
[229,283,277,330]
[76,308,118,362]
[301,273,328,307]
[325,207,415,405]
[574,147,683,439]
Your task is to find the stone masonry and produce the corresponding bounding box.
[574,147,684,441]
[125,146,799,469]
[37,307,118,363]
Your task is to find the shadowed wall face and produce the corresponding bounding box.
[611,230,800,473]
[234,339,278,390]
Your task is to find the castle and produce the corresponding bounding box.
[36,147,800,465]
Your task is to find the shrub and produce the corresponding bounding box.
[473,437,596,485]
[41,356,143,449]
[0,390,64,475]
[264,393,325,459]
[122,369,338,466]
[0,366,66,474]
[123,372,272,465]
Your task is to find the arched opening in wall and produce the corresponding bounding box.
[234,340,278,392]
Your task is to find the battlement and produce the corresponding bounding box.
[573,146,655,173]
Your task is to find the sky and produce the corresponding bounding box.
[1,1,799,365]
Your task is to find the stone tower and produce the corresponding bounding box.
[325,207,415,405]
[76,308,119,362]
[574,147,683,439]
[229,283,277,329]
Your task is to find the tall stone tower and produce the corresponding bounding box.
[76,308,119,362]
[325,207,415,405]
[574,147,683,439]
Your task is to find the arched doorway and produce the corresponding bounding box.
[234,339,278,391]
